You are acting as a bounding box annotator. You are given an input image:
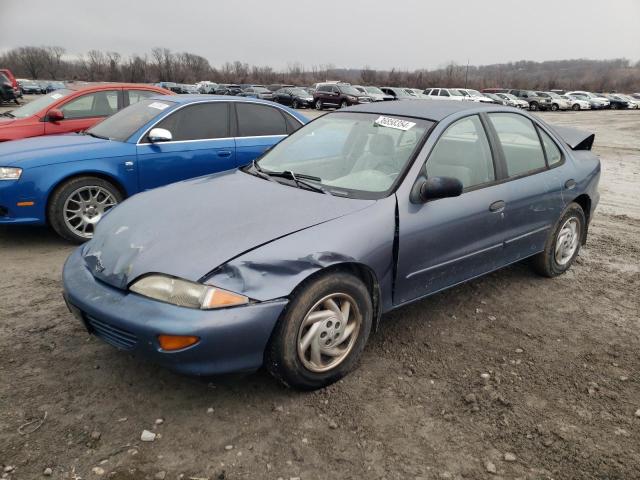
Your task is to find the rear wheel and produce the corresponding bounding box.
[48,176,122,243]
[531,202,585,277]
[551,103,559,111]
[266,272,373,390]
[529,102,539,111]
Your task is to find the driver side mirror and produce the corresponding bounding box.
[411,176,463,204]
[148,127,172,143]
[48,109,64,122]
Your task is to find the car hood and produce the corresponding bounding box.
[82,169,375,290]
[0,134,133,168]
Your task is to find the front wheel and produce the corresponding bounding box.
[529,102,539,111]
[266,272,373,390]
[291,100,299,109]
[48,176,122,243]
[340,100,348,109]
[531,202,586,277]
[315,99,323,110]
[551,103,559,111]
[572,104,580,111]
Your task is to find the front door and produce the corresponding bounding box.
[395,114,509,305]
[136,102,236,190]
[45,89,121,134]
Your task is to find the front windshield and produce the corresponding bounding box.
[365,87,384,95]
[467,89,482,97]
[87,98,176,142]
[8,89,73,118]
[340,86,362,96]
[253,87,270,93]
[458,90,470,96]
[450,89,463,96]
[547,92,561,98]
[256,112,433,198]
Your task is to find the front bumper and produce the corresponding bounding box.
[0,179,44,225]
[62,248,289,376]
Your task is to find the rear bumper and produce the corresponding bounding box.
[62,248,288,376]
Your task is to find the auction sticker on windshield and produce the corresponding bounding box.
[51,93,63,99]
[375,116,416,131]
[149,102,170,110]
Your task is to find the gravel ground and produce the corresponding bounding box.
[0,101,639,480]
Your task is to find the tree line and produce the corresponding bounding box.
[2,46,639,92]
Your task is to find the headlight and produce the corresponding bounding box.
[130,274,249,309]
[0,167,22,180]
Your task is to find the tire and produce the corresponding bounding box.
[266,272,373,390]
[529,102,539,111]
[48,176,123,243]
[340,100,348,109]
[572,104,580,111]
[531,202,586,278]
[551,103,559,111]
[315,99,323,110]
[292,100,299,109]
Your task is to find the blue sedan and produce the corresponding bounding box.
[63,100,600,390]
[0,95,306,241]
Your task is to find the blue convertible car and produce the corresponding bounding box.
[63,100,600,389]
[0,96,306,241]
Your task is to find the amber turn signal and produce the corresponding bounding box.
[17,201,35,207]
[158,334,200,351]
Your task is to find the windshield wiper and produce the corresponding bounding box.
[1,112,15,118]
[85,132,110,140]
[255,164,329,194]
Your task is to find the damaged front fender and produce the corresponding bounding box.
[203,196,397,312]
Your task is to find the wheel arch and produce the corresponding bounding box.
[288,262,383,332]
[570,193,591,244]
[45,171,128,224]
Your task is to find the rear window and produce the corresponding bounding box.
[236,103,288,137]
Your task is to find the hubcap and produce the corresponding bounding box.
[554,217,580,266]
[63,186,117,238]
[297,293,361,373]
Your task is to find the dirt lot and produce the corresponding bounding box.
[1,102,639,480]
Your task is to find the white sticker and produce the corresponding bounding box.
[374,115,416,131]
[50,93,62,99]
[148,102,170,110]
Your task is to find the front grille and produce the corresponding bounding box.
[86,315,138,350]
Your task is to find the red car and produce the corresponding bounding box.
[0,83,172,141]
[0,69,20,98]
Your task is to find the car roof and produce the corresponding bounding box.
[66,83,171,94]
[342,99,506,122]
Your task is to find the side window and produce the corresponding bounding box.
[439,90,450,97]
[430,89,439,96]
[424,89,432,95]
[489,113,546,177]
[318,85,329,93]
[332,86,339,94]
[127,89,158,106]
[236,103,287,137]
[60,90,119,119]
[152,102,229,142]
[539,128,562,166]
[426,115,495,189]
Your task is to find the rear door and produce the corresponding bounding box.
[45,89,121,134]
[485,112,565,262]
[125,89,161,107]
[136,101,236,190]
[234,102,297,166]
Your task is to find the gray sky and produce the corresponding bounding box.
[1,0,639,70]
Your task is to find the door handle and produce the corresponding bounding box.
[217,150,232,158]
[489,200,506,213]
[564,179,576,190]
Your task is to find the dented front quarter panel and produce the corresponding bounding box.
[204,196,397,311]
